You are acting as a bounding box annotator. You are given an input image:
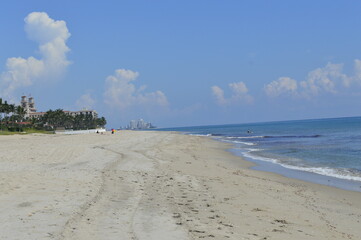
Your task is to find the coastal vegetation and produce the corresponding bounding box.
[40,109,107,130]
[0,98,106,134]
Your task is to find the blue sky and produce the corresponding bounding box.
[1,1,361,128]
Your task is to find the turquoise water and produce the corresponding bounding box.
[158,117,361,190]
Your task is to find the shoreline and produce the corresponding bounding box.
[164,116,361,190]
[209,135,361,194]
[0,131,360,239]
[227,147,361,193]
[197,134,361,193]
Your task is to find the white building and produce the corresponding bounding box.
[127,119,153,129]
[21,96,98,119]
[21,96,37,118]
[129,120,138,129]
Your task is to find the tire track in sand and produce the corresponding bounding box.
[59,146,143,240]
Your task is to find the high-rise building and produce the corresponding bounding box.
[21,95,37,117]
[129,120,137,129]
[127,119,154,129]
[28,97,36,112]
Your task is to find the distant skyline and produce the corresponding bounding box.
[1,1,361,128]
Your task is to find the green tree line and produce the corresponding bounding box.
[40,109,106,130]
[0,97,106,132]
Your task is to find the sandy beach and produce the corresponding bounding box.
[0,131,360,240]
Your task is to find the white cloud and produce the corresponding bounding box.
[229,82,248,95]
[229,82,253,103]
[350,59,361,86]
[104,69,169,109]
[211,86,226,105]
[76,93,96,110]
[264,77,298,97]
[300,63,347,96]
[212,81,253,105]
[265,61,361,99]
[0,12,71,99]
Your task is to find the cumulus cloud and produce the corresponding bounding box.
[264,77,298,97]
[350,59,361,86]
[229,82,248,95]
[300,63,347,96]
[76,93,96,110]
[104,69,169,110]
[211,86,226,105]
[265,61,361,98]
[211,81,253,105]
[0,12,71,99]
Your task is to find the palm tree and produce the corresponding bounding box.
[43,109,69,129]
[84,113,94,129]
[0,98,3,131]
[16,106,24,118]
[2,101,10,128]
[97,117,106,128]
[63,114,74,129]
[15,105,26,126]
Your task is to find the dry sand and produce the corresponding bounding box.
[0,131,360,240]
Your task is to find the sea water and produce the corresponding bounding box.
[158,117,361,192]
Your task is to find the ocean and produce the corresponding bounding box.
[158,117,361,191]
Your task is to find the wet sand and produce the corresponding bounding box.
[0,131,360,239]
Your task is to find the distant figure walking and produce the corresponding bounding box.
[111,129,115,134]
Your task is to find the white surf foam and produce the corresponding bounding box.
[189,133,211,137]
[219,138,257,146]
[242,149,361,182]
[282,165,361,182]
[235,136,265,139]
